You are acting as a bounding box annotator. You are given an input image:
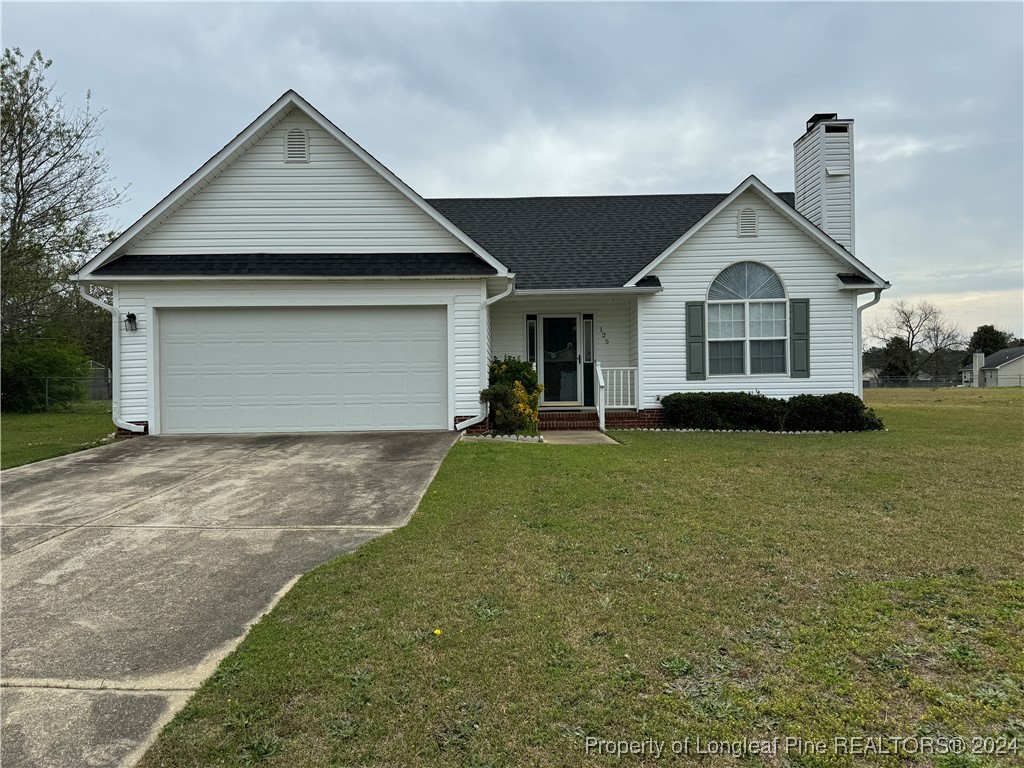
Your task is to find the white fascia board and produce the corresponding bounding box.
[76,91,509,279]
[625,175,890,290]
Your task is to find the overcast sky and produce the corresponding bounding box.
[5,1,1022,337]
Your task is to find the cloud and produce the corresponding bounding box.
[856,135,972,164]
[868,290,1024,338]
[408,97,800,198]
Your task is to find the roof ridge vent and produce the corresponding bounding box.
[285,128,309,163]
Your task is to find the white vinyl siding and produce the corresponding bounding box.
[822,130,854,252]
[794,129,823,228]
[126,110,469,256]
[794,121,855,253]
[639,190,859,406]
[114,279,485,431]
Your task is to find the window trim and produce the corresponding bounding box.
[707,299,789,376]
[525,314,538,364]
[705,262,788,377]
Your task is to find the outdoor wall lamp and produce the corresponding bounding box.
[124,313,138,332]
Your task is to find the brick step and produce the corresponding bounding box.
[538,412,600,431]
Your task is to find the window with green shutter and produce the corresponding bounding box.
[789,298,810,378]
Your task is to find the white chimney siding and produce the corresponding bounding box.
[972,350,985,387]
[794,115,856,254]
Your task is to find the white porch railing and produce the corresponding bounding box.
[603,366,638,408]
[595,363,638,431]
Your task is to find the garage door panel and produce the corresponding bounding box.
[236,374,268,398]
[269,373,304,397]
[269,341,303,365]
[162,341,197,367]
[233,341,268,367]
[308,372,340,397]
[410,340,447,364]
[160,307,447,433]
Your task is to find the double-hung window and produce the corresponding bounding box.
[707,262,787,375]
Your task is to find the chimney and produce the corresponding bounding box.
[972,349,985,388]
[794,113,855,253]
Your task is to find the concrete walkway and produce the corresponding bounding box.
[0,432,456,768]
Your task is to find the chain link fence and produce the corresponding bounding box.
[867,375,1024,388]
[865,376,961,389]
[1,376,113,413]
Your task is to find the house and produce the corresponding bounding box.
[73,92,889,435]
[961,347,1024,388]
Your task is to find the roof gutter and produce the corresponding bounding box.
[456,275,517,432]
[855,288,885,398]
[77,285,146,433]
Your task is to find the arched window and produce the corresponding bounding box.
[706,262,787,375]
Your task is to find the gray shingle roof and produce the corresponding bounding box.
[430,193,796,290]
[983,346,1024,369]
[91,192,801,289]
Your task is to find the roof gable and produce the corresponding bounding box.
[626,176,888,289]
[77,91,507,279]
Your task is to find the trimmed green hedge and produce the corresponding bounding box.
[660,391,883,432]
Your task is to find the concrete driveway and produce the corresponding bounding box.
[0,432,456,768]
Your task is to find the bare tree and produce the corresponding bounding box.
[1,48,126,343]
[867,299,964,378]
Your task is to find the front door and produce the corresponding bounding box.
[540,316,581,405]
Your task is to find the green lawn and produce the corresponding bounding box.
[0,409,115,469]
[142,389,1023,768]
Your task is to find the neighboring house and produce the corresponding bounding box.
[961,347,1024,388]
[73,92,889,435]
[862,368,882,388]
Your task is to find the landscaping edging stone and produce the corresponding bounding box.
[461,434,545,443]
[610,428,875,434]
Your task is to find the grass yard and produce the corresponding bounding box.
[0,409,115,469]
[142,389,1023,767]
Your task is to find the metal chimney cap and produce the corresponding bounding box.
[807,113,839,131]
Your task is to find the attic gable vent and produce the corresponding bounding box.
[284,128,309,163]
[737,207,758,237]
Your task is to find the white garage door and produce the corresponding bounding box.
[159,306,447,433]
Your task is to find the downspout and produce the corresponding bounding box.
[456,275,516,431]
[78,284,146,433]
[855,289,884,398]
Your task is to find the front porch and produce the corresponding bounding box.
[488,293,649,430]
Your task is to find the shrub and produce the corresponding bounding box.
[479,356,542,434]
[661,392,786,431]
[1,342,90,413]
[784,392,884,432]
[660,391,883,432]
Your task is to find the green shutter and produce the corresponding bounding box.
[686,301,706,381]
[790,299,810,378]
